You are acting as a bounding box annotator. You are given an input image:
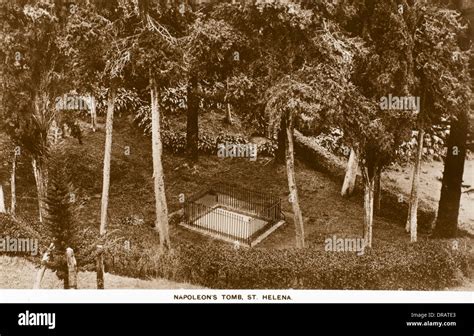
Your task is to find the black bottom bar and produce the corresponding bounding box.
[0,303,471,335]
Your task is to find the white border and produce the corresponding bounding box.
[0,290,472,303]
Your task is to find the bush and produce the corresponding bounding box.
[1,213,468,290]
[103,236,469,290]
[0,214,47,264]
[161,130,276,157]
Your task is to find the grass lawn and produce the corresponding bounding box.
[0,256,200,289]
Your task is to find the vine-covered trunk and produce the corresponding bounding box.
[285,120,305,248]
[150,80,171,251]
[406,129,425,242]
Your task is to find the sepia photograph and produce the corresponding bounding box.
[0,0,473,298]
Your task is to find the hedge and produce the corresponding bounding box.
[105,237,468,290]
[161,130,276,157]
[1,214,468,290]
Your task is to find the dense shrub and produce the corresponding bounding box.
[1,213,468,290]
[161,130,276,157]
[104,236,469,290]
[0,214,47,263]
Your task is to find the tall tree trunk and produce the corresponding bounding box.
[90,95,97,132]
[341,148,358,197]
[275,118,286,164]
[32,158,47,223]
[374,169,381,213]
[434,0,473,237]
[434,112,468,238]
[186,76,199,163]
[97,86,115,289]
[362,170,375,249]
[285,120,305,248]
[363,184,374,248]
[99,87,115,236]
[11,152,16,216]
[150,79,171,251]
[224,76,233,125]
[406,129,424,242]
[0,184,5,213]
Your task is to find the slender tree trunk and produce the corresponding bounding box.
[224,76,233,125]
[0,184,5,213]
[434,112,468,238]
[150,79,171,251]
[225,103,233,125]
[406,129,424,242]
[99,87,115,236]
[90,95,97,132]
[98,86,115,289]
[285,120,305,248]
[11,152,16,216]
[186,76,199,163]
[341,148,358,197]
[66,248,77,289]
[275,119,286,164]
[362,171,375,249]
[374,169,381,213]
[32,159,47,223]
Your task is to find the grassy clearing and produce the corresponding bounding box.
[0,256,200,289]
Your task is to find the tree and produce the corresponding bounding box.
[134,2,183,250]
[433,0,473,237]
[64,0,132,287]
[0,1,69,222]
[266,80,321,248]
[338,0,417,247]
[182,13,248,162]
[44,146,78,289]
[405,3,470,241]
